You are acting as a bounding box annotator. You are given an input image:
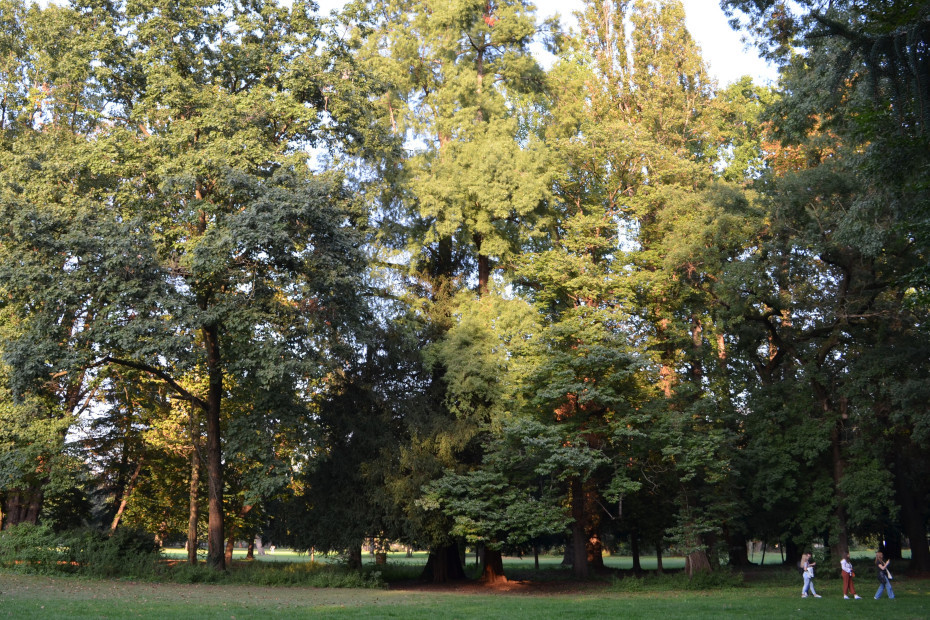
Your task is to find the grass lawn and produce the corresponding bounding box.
[2,561,927,619]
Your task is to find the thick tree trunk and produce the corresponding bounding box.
[347,543,363,570]
[630,533,642,573]
[479,548,507,583]
[783,539,800,567]
[570,477,589,579]
[685,547,712,576]
[894,441,930,571]
[188,441,200,565]
[203,323,225,571]
[655,540,664,573]
[726,527,752,567]
[246,538,255,560]
[3,489,43,529]
[829,418,849,561]
[421,544,466,583]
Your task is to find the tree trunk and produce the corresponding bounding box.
[561,537,573,566]
[225,533,236,565]
[894,440,930,571]
[477,254,490,296]
[3,489,43,529]
[829,418,849,561]
[347,543,363,570]
[420,544,466,583]
[655,540,664,573]
[224,504,253,565]
[630,533,642,573]
[479,548,507,583]
[726,527,752,567]
[783,538,800,567]
[110,459,144,534]
[203,323,225,571]
[570,477,589,579]
[246,538,255,560]
[685,547,712,576]
[187,441,200,565]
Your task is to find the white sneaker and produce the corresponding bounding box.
[801,594,808,598]
[844,595,849,599]
[813,594,822,598]
[854,595,862,599]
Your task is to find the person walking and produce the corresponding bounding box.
[801,552,821,598]
[840,552,861,599]
[874,551,895,599]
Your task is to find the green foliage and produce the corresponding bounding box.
[610,568,746,592]
[160,561,386,588]
[0,523,160,577]
[0,523,61,572]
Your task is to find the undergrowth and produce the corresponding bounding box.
[610,568,746,592]
[159,560,386,588]
[0,524,384,588]
[0,523,160,578]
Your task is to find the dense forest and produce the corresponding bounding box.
[0,0,927,583]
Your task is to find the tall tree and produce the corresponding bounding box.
[723,0,930,568]
[0,0,371,570]
[538,0,749,576]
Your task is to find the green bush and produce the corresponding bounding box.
[160,559,386,588]
[61,528,160,577]
[0,523,62,573]
[685,568,745,590]
[611,575,646,592]
[609,569,745,593]
[0,523,159,577]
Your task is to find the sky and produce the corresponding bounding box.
[316,0,778,87]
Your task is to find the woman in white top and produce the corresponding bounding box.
[840,552,861,599]
[801,553,821,598]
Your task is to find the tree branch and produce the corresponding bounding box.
[101,355,208,411]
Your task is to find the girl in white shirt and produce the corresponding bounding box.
[840,552,861,599]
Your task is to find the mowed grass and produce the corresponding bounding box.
[2,561,928,619]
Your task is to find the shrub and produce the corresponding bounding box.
[62,528,160,577]
[0,523,159,577]
[609,569,745,593]
[0,523,62,574]
[160,559,386,588]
